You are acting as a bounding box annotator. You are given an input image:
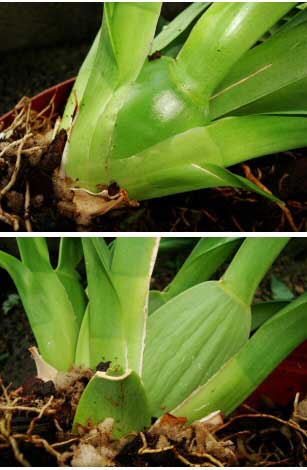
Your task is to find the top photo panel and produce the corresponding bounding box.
[1,2,307,233]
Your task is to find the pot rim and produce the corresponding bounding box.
[0,77,75,128]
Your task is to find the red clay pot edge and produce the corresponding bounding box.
[0,77,75,129]
[248,341,307,408]
[1,78,307,409]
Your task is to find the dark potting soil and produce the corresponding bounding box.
[1,380,307,466]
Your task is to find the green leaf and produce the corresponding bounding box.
[271,275,295,302]
[75,304,91,368]
[144,281,251,417]
[111,238,159,374]
[177,3,295,100]
[149,237,241,315]
[17,238,86,329]
[56,238,86,328]
[144,238,288,416]
[172,292,307,422]
[0,250,79,371]
[57,238,84,272]
[211,23,307,118]
[251,301,288,332]
[163,237,241,303]
[104,2,162,84]
[61,29,101,130]
[158,238,197,253]
[17,238,51,271]
[148,290,165,315]
[63,2,162,187]
[73,369,151,438]
[151,3,210,54]
[125,161,282,204]
[111,115,307,202]
[276,6,307,34]
[82,238,126,369]
[222,238,289,305]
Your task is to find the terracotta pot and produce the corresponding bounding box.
[1,79,307,409]
[0,77,75,129]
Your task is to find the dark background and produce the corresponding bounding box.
[0,3,187,115]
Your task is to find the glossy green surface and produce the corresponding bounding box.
[63,2,306,203]
[211,22,307,118]
[110,115,307,201]
[110,58,208,160]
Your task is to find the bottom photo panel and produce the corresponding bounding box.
[1,236,307,467]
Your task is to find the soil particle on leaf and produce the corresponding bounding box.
[96,361,112,372]
[107,181,120,198]
[148,50,162,61]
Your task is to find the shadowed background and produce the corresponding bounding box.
[0,3,187,115]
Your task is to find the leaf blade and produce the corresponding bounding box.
[177,3,295,99]
[151,3,210,54]
[172,293,307,422]
[56,238,87,328]
[111,237,160,374]
[0,250,79,371]
[211,23,307,118]
[144,281,251,416]
[82,238,126,369]
[164,237,241,302]
[73,369,151,438]
[111,115,307,202]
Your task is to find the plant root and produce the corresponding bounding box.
[242,163,300,232]
[2,376,307,466]
[0,96,56,231]
[0,379,70,466]
[130,413,235,467]
[214,398,307,467]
